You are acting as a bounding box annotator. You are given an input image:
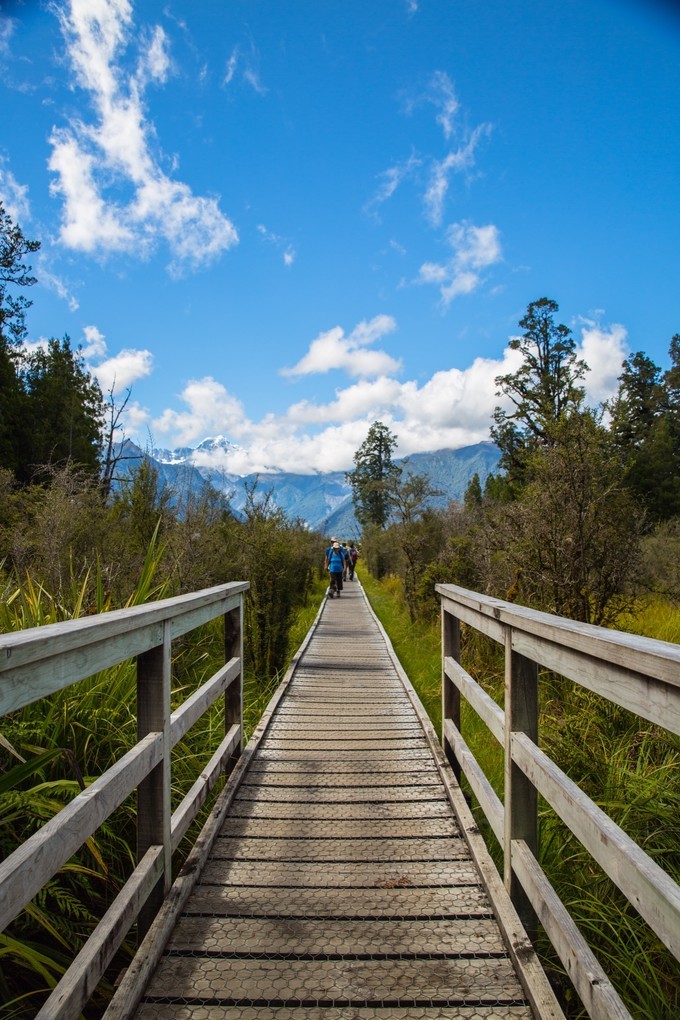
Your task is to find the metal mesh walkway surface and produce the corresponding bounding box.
[134,579,534,1019]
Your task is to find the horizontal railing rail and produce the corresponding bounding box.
[0,581,248,1020]
[437,582,680,1020]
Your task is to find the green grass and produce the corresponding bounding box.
[0,567,329,1017]
[361,569,680,1020]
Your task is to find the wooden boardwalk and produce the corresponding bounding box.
[133,579,535,1019]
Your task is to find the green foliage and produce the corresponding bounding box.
[363,568,680,1020]
[0,201,40,349]
[0,505,325,1013]
[346,420,401,529]
[0,202,40,478]
[491,297,587,485]
[481,412,644,624]
[234,482,320,680]
[20,336,104,483]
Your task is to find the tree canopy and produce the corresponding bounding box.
[491,297,587,484]
[346,421,402,529]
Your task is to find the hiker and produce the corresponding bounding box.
[348,542,359,580]
[325,539,345,598]
[341,543,350,581]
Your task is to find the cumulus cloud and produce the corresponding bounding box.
[576,319,628,405]
[79,323,154,394]
[417,221,502,306]
[153,377,248,447]
[282,315,401,379]
[48,0,238,270]
[144,312,629,476]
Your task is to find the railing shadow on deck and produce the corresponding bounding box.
[0,581,248,1019]
[438,582,680,1020]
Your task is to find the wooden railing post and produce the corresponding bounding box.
[224,597,244,759]
[504,627,538,936]
[442,605,461,782]
[136,622,172,940]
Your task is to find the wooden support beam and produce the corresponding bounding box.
[504,631,538,937]
[136,624,172,939]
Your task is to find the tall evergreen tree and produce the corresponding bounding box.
[0,202,40,475]
[609,342,680,520]
[491,297,587,487]
[346,421,401,529]
[22,336,104,482]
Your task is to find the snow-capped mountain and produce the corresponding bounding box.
[113,439,501,533]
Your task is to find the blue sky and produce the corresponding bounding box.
[1,0,679,474]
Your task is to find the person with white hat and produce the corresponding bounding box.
[324,538,345,598]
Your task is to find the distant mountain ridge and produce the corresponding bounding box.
[113,438,501,533]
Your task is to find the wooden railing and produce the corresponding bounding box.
[0,581,248,1020]
[437,582,680,1020]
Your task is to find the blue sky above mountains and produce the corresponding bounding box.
[1,0,679,474]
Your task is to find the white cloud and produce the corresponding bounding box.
[143,313,629,477]
[153,377,248,447]
[576,319,628,405]
[257,222,297,267]
[48,0,238,269]
[0,16,14,57]
[78,323,154,394]
[418,221,502,306]
[80,324,107,360]
[282,315,401,378]
[364,152,421,219]
[0,163,31,225]
[372,73,491,227]
[427,70,460,141]
[138,25,171,85]
[223,47,238,85]
[92,348,154,393]
[222,42,267,94]
[424,123,493,226]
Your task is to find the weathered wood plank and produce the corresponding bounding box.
[239,770,441,787]
[171,725,241,853]
[444,654,504,745]
[0,732,162,933]
[170,658,240,747]
[512,840,632,1020]
[512,731,680,960]
[437,582,680,688]
[234,784,445,803]
[444,718,504,846]
[184,884,494,918]
[210,835,467,862]
[143,956,528,1004]
[199,860,482,887]
[167,916,506,955]
[219,816,458,838]
[135,1007,533,1020]
[229,800,451,820]
[0,584,247,715]
[35,846,164,1020]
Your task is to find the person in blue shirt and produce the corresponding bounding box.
[325,539,345,598]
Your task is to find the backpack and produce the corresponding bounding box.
[327,546,343,569]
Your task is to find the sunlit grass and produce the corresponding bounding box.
[361,568,680,1020]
